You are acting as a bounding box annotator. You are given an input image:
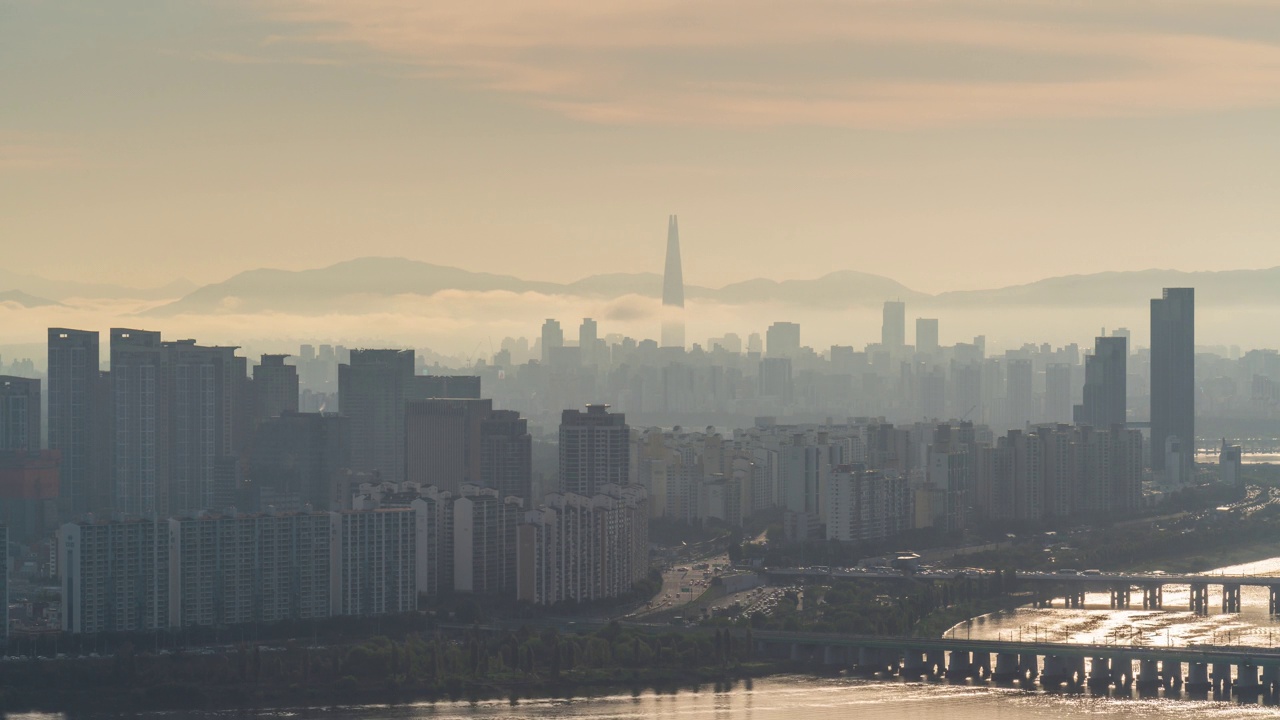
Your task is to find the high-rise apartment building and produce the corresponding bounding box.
[1074,336,1127,428]
[882,301,906,349]
[515,484,648,605]
[328,508,416,616]
[452,485,522,594]
[48,328,106,518]
[1151,288,1195,476]
[60,519,170,633]
[167,512,332,627]
[0,376,40,452]
[110,329,167,517]
[559,404,630,496]
[826,464,908,542]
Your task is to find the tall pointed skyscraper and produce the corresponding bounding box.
[662,214,685,348]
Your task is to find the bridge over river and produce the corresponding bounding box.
[766,567,1280,614]
[455,618,1280,699]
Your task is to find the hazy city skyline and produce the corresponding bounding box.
[5,1,1280,293]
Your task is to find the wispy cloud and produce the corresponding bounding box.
[259,0,1280,127]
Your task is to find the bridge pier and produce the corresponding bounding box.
[1163,660,1183,689]
[1187,662,1210,691]
[1212,662,1233,694]
[992,652,1019,681]
[1109,586,1132,609]
[1041,655,1067,687]
[971,652,991,678]
[946,650,972,679]
[1019,653,1039,682]
[1142,584,1163,609]
[1234,663,1260,693]
[821,645,838,666]
[1114,658,1133,687]
[1222,584,1242,613]
[1137,658,1160,689]
[1262,664,1280,692]
[927,649,946,676]
[1089,657,1112,690]
[1065,590,1086,608]
[1190,583,1209,614]
[902,648,927,677]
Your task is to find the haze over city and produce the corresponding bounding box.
[4,2,1280,717]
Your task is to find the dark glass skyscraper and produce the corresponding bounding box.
[1150,288,1194,474]
[1074,336,1127,429]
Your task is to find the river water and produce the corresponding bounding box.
[948,557,1280,649]
[17,558,1280,719]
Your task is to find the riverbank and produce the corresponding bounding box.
[0,659,800,714]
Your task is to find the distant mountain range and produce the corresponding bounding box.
[0,290,60,308]
[0,268,195,301]
[7,258,1280,316]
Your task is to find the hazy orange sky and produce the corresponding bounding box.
[4,0,1280,292]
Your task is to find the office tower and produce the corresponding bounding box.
[404,397,524,499]
[404,398,493,494]
[246,412,351,511]
[1151,288,1195,475]
[882,301,906,349]
[338,349,415,481]
[765,321,800,358]
[60,519,170,633]
[540,319,564,365]
[1044,363,1073,424]
[48,329,107,518]
[1074,336,1127,428]
[253,354,299,422]
[579,317,599,366]
[479,409,533,501]
[662,214,685,348]
[915,318,939,356]
[328,508,416,616]
[110,329,167,516]
[559,404,629,496]
[1005,359,1034,428]
[0,376,40,452]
